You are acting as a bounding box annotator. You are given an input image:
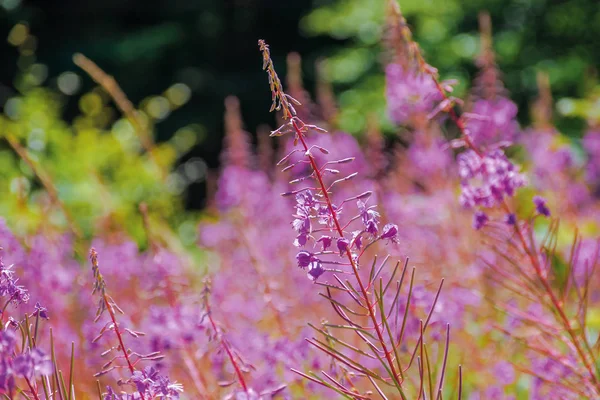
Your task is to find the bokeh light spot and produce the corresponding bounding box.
[165,83,191,107]
[146,96,171,120]
[79,93,103,116]
[7,23,27,46]
[57,72,81,95]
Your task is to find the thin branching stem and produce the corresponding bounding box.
[203,295,249,393]
[292,118,404,389]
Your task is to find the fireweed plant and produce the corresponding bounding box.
[0,2,600,400]
[89,248,183,399]
[384,1,600,398]
[257,39,461,399]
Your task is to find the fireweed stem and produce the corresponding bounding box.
[418,47,600,389]
[291,119,404,388]
[502,202,600,389]
[238,221,290,336]
[102,295,135,375]
[101,292,147,400]
[24,377,40,400]
[203,296,249,393]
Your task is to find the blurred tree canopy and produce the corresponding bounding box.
[0,0,598,221]
[303,0,600,136]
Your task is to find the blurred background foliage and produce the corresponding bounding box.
[304,0,600,135]
[0,0,598,241]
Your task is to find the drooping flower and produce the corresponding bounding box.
[336,238,349,255]
[296,251,314,269]
[381,224,399,243]
[316,236,332,251]
[533,196,551,217]
[473,211,489,230]
[32,302,49,320]
[306,260,324,282]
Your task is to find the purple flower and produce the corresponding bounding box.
[316,236,332,251]
[0,260,29,306]
[131,366,160,393]
[13,348,52,379]
[494,361,515,385]
[0,358,14,392]
[296,191,316,208]
[307,260,324,281]
[473,211,488,230]
[33,302,49,320]
[365,220,378,236]
[317,205,338,227]
[533,196,550,217]
[357,200,380,235]
[504,213,517,226]
[381,224,399,242]
[336,238,349,255]
[467,98,519,148]
[458,149,526,209]
[109,367,183,399]
[292,192,314,247]
[385,64,442,125]
[0,330,16,352]
[352,231,363,250]
[296,251,314,268]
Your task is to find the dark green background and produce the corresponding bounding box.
[1,0,598,209]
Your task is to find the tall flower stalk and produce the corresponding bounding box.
[258,39,459,399]
[385,1,600,396]
[89,249,182,399]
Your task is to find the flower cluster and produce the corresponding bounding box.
[466,98,519,148]
[0,331,52,393]
[104,367,183,399]
[0,4,598,399]
[385,63,442,125]
[0,254,29,306]
[458,149,527,209]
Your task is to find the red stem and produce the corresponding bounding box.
[503,202,600,389]
[204,299,249,393]
[292,119,403,386]
[102,295,147,400]
[421,61,600,389]
[24,377,40,400]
